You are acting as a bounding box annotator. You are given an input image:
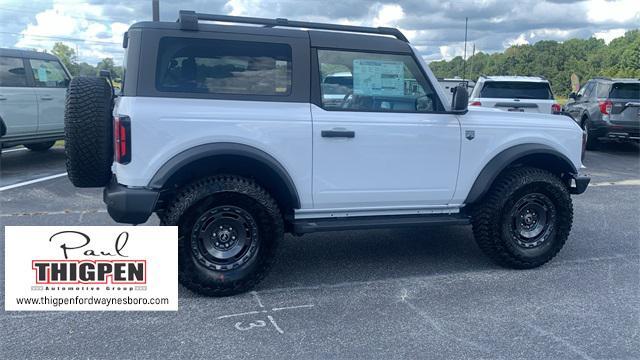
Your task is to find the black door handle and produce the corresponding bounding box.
[321,130,355,138]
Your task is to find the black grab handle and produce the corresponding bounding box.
[321,130,355,138]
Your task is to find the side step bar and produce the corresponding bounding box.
[293,214,470,234]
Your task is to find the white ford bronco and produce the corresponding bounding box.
[64,11,590,296]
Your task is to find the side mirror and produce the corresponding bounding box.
[451,85,468,113]
[568,92,578,100]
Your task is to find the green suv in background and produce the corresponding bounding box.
[564,77,640,149]
[0,48,70,151]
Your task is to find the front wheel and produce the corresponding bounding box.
[471,167,573,269]
[161,175,283,296]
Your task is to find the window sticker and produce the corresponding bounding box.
[37,65,48,82]
[352,59,404,96]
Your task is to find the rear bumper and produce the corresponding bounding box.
[569,173,590,195]
[605,130,640,141]
[593,122,640,141]
[103,178,159,224]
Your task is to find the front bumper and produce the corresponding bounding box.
[569,173,590,195]
[103,179,159,224]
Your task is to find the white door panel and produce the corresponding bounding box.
[0,56,37,136]
[0,86,38,136]
[33,87,66,133]
[28,59,68,133]
[311,105,461,208]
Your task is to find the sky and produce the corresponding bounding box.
[0,0,638,65]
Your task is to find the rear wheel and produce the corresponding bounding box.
[471,167,573,269]
[161,175,283,296]
[24,141,56,152]
[582,119,600,150]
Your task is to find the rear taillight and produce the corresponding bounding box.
[551,103,561,114]
[114,115,131,164]
[469,101,482,106]
[599,100,612,115]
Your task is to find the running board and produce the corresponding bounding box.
[293,214,470,234]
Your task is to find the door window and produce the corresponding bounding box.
[582,81,596,99]
[317,49,439,112]
[0,56,27,87]
[29,59,69,88]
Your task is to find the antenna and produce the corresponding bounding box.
[152,0,159,21]
[462,17,468,82]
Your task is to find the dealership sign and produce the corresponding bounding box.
[5,226,178,311]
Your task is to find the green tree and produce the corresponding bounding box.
[429,30,640,97]
[96,58,123,80]
[51,42,79,76]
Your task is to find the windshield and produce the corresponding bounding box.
[609,83,640,99]
[480,81,553,99]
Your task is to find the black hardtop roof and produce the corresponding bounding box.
[128,11,412,54]
[0,48,60,61]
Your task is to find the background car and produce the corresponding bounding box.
[437,77,475,104]
[0,48,70,151]
[469,75,561,114]
[564,77,640,149]
[321,72,353,107]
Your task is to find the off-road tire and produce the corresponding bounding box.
[25,141,56,151]
[471,167,573,269]
[64,76,113,187]
[161,175,283,297]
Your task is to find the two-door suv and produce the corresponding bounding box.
[64,11,590,296]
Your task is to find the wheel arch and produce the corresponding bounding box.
[0,116,6,137]
[149,142,301,214]
[465,143,577,204]
[580,112,590,127]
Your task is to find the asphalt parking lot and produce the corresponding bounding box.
[1,143,639,359]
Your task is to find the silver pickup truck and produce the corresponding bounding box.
[0,48,70,151]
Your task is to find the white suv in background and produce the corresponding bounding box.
[469,76,561,114]
[0,48,70,151]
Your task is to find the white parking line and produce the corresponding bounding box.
[1,147,28,154]
[0,172,68,192]
[591,179,640,187]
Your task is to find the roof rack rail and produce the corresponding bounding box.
[177,10,409,42]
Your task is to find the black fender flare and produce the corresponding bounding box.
[465,143,577,204]
[149,142,301,209]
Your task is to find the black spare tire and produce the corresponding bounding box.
[64,76,114,187]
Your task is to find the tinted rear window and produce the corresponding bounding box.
[0,56,27,87]
[480,81,553,99]
[609,83,640,99]
[156,37,292,96]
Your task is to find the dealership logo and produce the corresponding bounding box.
[5,226,178,311]
[31,230,146,285]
